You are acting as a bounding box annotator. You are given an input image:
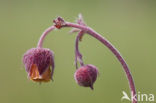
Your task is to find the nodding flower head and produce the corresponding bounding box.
[74,64,98,90]
[23,48,55,82]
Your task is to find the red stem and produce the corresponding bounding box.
[75,31,84,69]
[65,22,137,103]
[37,26,55,48]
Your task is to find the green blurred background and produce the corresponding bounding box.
[0,0,156,103]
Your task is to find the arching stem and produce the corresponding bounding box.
[37,25,55,48]
[64,22,137,103]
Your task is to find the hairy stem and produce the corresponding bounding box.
[65,22,137,103]
[37,26,55,48]
[75,31,84,69]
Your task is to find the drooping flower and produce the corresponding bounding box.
[23,48,55,82]
[74,64,98,89]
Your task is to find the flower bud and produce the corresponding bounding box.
[74,64,98,89]
[23,48,55,82]
[53,17,65,29]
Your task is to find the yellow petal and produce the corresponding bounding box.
[29,64,51,82]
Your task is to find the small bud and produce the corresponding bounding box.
[53,17,65,29]
[23,48,55,82]
[74,64,98,89]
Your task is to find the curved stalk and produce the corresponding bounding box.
[65,22,137,103]
[37,26,55,48]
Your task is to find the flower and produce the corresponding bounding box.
[23,48,55,82]
[74,64,98,89]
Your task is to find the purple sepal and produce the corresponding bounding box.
[74,64,98,89]
[23,48,55,78]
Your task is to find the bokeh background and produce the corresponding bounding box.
[0,0,156,103]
